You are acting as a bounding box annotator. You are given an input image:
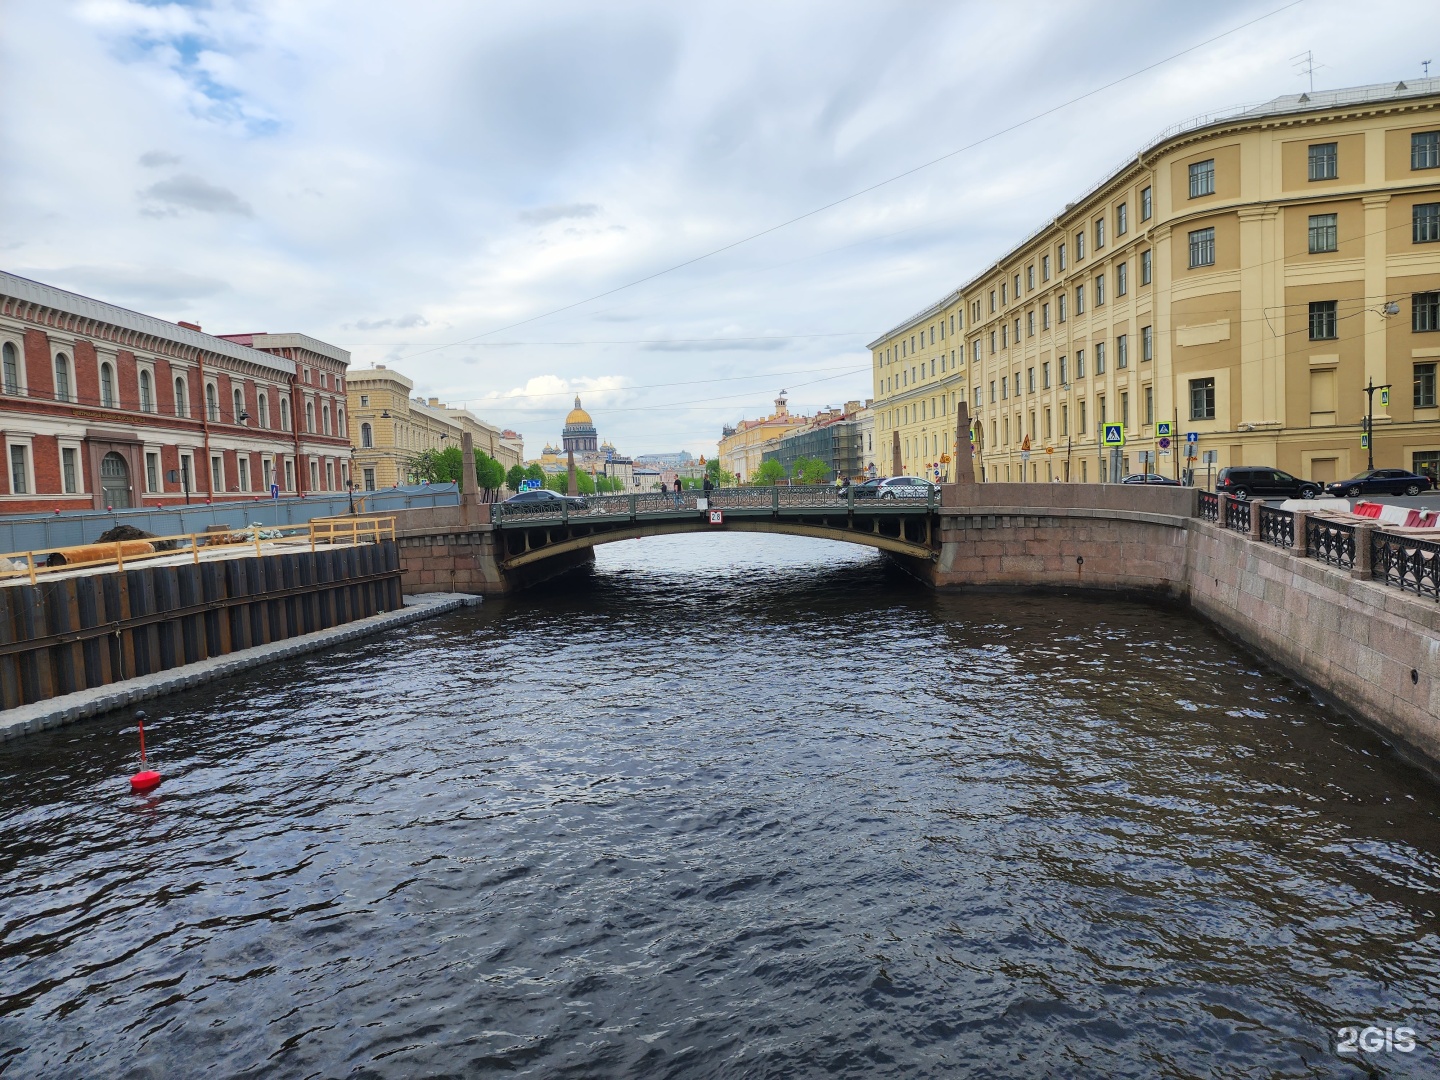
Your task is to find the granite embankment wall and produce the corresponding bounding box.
[390,504,593,595]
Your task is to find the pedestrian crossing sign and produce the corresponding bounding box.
[1155,422,1172,437]
[1102,424,1126,447]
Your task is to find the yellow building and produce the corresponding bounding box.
[345,366,523,489]
[871,77,1440,486]
[717,393,810,482]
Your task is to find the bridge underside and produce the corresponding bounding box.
[498,515,936,570]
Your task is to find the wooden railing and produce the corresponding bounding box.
[309,516,396,549]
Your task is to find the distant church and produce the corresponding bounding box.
[562,396,599,453]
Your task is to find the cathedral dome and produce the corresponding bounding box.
[565,396,593,427]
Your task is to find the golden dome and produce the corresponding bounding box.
[564,395,593,427]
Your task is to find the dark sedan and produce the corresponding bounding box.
[1324,469,1434,498]
[840,478,885,500]
[1120,473,1182,486]
[503,489,588,510]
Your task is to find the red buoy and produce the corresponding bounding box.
[129,710,161,793]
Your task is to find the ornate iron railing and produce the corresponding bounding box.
[1198,491,1219,522]
[1257,504,1294,548]
[1372,530,1440,600]
[491,484,936,524]
[1222,495,1251,535]
[1306,518,1355,570]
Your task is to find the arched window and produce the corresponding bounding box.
[360,422,373,448]
[205,383,219,422]
[139,370,153,412]
[3,342,21,394]
[175,376,188,417]
[233,386,245,423]
[258,392,269,428]
[280,397,291,431]
[336,406,344,434]
[54,354,72,403]
[100,362,116,408]
[322,404,331,435]
[305,401,315,433]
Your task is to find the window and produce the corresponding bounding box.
[1188,159,1215,198]
[974,387,982,408]
[62,447,77,493]
[1075,349,1086,379]
[1058,294,1068,322]
[1308,213,1338,253]
[1188,227,1215,268]
[325,460,335,491]
[1058,243,1067,270]
[9,444,28,494]
[1308,142,1338,181]
[1001,376,1008,400]
[146,452,159,494]
[973,340,981,362]
[1027,367,1036,393]
[1117,334,1128,369]
[1042,254,1051,280]
[1142,325,1153,362]
[234,387,245,423]
[1078,399,1087,434]
[1190,377,1216,420]
[322,404,332,436]
[1059,356,1068,384]
[1001,283,1008,304]
[1096,217,1105,249]
[1412,131,1440,170]
[258,392,270,428]
[1076,230,1085,259]
[1116,262,1127,297]
[174,376,187,417]
[989,290,996,313]
[284,459,295,492]
[280,397,291,431]
[1095,341,1106,374]
[1415,203,1440,243]
[1061,403,1069,436]
[1043,361,1051,388]
[1416,292,1440,332]
[1027,311,1035,337]
[336,406,344,434]
[363,467,376,491]
[139,370,153,412]
[989,380,996,403]
[1141,249,1152,285]
[1014,274,1021,298]
[54,354,71,403]
[1075,285,1085,314]
[1141,186,1152,221]
[1416,364,1437,408]
[1116,202,1128,236]
[100,363,116,408]
[1042,303,1051,330]
[1121,391,1129,427]
[1416,451,1440,482]
[305,401,315,433]
[1027,266,1035,290]
[1,342,17,395]
[205,383,219,422]
[210,454,223,492]
[1098,396,1106,424]
[1144,385,1154,425]
[239,457,250,492]
[310,460,319,491]
[1309,300,1338,340]
[1095,274,1105,305]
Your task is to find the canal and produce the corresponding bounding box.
[2,533,1439,1077]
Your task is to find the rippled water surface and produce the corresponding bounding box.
[4,533,1440,1078]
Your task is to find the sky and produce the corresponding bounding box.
[1,0,1435,457]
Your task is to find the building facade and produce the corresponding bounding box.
[869,78,1440,486]
[534,397,636,489]
[716,393,812,482]
[760,400,875,481]
[0,272,351,513]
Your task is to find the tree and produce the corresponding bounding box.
[704,458,737,487]
[524,463,544,483]
[754,459,786,485]
[544,470,596,495]
[476,452,506,498]
[505,463,526,492]
[792,456,831,485]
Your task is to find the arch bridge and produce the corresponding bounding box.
[491,486,938,569]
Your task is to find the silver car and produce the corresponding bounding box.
[876,476,935,500]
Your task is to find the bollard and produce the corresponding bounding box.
[1352,523,1375,580]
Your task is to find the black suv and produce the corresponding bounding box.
[1216,467,1320,500]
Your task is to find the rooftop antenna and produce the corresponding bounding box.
[1291,50,1322,94]
[1425,60,1433,79]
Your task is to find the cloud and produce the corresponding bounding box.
[138,174,253,217]
[518,203,602,225]
[346,314,430,330]
[641,337,789,352]
[138,150,181,167]
[20,264,230,309]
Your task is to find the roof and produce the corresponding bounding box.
[346,366,415,390]
[234,332,349,366]
[0,270,294,376]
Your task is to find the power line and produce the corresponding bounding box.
[388,0,1309,364]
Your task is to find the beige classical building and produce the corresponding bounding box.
[345,366,522,489]
[717,392,811,482]
[870,77,1440,486]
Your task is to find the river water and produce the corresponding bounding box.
[2,533,1439,1078]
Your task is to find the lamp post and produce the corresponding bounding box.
[1362,378,1391,471]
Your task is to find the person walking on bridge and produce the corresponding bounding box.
[673,476,684,508]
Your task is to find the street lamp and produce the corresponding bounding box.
[1362,378,1391,471]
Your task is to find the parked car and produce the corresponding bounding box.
[1120,473,1182,486]
[1215,466,1320,500]
[503,489,588,510]
[876,477,935,500]
[840,477,885,500]
[1324,469,1435,498]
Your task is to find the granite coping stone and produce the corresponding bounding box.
[0,592,482,742]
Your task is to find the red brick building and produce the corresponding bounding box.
[0,272,352,513]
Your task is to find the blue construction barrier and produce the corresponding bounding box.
[0,484,460,554]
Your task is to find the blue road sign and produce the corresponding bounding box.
[1155,422,1172,437]
[270,483,280,500]
[1102,424,1126,447]
[1185,431,1199,444]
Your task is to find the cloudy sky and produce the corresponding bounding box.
[1,0,1433,455]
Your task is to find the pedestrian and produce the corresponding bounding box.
[673,476,683,508]
[703,475,714,495]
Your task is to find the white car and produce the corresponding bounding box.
[876,476,935,499]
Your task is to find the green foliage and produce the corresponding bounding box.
[754,459,786,485]
[704,458,737,487]
[505,463,526,492]
[544,470,597,495]
[524,463,544,483]
[792,456,831,485]
[406,445,506,494]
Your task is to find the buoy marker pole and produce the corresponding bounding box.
[129,709,162,793]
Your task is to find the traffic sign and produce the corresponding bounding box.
[1137,450,1153,465]
[1156,422,1173,437]
[1045,446,1054,454]
[1380,388,1390,408]
[1102,424,1126,447]
[1185,431,1199,444]
[708,510,723,524]
[1361,433,1370,449]
[1158,437,1171,449]
[270,483,279,500]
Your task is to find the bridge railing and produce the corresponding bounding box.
[492,484,937,525]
